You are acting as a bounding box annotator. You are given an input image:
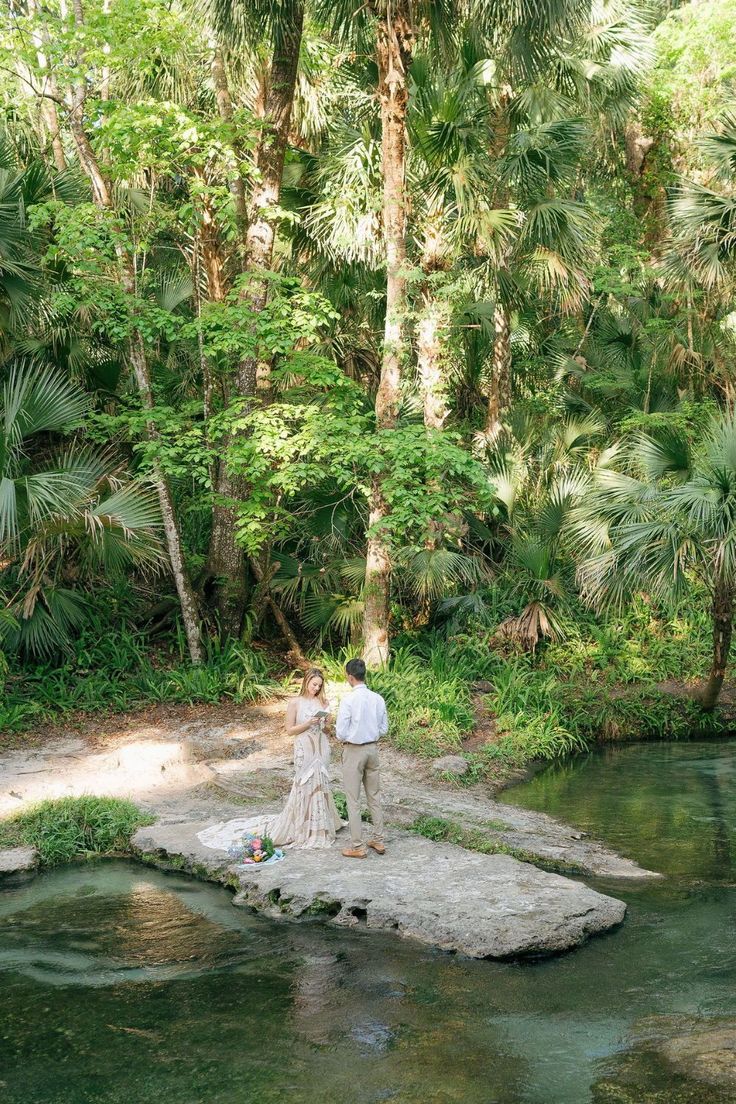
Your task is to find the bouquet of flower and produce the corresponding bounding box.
[228,833,284,866]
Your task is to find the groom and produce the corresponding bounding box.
[335,658,387,858]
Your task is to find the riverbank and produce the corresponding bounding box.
[2,593,730,777]
[0,698,662,960]
[0,697,657,878]
[3,738,736,1103]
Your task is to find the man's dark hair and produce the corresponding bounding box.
[345,658,366,682]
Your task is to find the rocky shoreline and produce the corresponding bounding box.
[0,701,660,959]
[128,819,627,959]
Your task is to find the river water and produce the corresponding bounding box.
[2,740,735,1104]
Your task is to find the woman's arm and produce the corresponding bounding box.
[284,698,318,736]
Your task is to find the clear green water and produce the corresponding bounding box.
[2,741,735,1104]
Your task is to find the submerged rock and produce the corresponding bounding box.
[0,846,38,883]
[593,1015,736,1103]
[132,820,626,960]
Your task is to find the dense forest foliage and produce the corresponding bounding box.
[2,0,736,765]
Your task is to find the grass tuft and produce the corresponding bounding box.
[408,815,584,875]
[0,796,155,866]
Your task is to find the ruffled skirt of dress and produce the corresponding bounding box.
[197,770,343,851]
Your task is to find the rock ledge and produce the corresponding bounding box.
[0,846,39,883]
[132,820,626,959]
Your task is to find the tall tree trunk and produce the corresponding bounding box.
[484,92,514,443]
[65,0,203,663]
[417,229,451,430]
[362,2,414,667]
[206,2,304,639]
[128,334,205,663]
[417,296,447,429]
[41,100,67,173]
[700,576,734,711]
[26,0,67,172]
[485,302,511,442]
[210,42,247,238]
[193,167,227,304]
[235,0,304,399]
[100,0,111,103]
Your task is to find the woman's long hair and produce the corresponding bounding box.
[298,667,328,706]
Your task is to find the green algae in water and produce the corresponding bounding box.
[2,741,736,1104]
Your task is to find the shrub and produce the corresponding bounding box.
[0,617,278,739]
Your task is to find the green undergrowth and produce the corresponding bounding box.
[0,615,278,740]
[332,790,371,822]
[2,590,721,776]
[319,647,474,757]
[353,592,717,776]
[0,796,155,866]
[409,815,585,875]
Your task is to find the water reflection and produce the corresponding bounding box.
[500,741,736,882]
[2,742,736,1103]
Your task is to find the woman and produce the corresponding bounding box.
[198,668,343,852]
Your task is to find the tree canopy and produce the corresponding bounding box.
[3,0,736,740]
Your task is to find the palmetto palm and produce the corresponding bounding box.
[573,412,736,709]
[479,0,650,440]
[669,116,736,290]
[0,368,163,657]
[0,138,80,336]
[488,411,609,648]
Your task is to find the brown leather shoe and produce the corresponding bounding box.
[367,840,385,855]
[342,846,367,859]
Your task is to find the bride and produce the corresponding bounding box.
[198,667,343,852]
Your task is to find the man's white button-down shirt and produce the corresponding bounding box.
[336,683,389,745]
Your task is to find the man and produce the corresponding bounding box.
[335,658,387,858]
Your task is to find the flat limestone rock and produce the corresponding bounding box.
[0,846,38,881]
[383,778,660,879]
[131,820,626,960]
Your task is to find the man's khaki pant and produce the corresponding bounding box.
[342,741,384,849]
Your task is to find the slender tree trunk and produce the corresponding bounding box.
[206,2,304,639]
[235,1,304,400]
[128,333,205,663]
[26,0,67,172]
[192,245,217,491]
[417,231,451,430]
[699,576,734,711]
[485,302,511,442]
[42,102,67,173]
[416,236,450,575]
[100,0,111,103]
[484,92,514,443]
[64,0,203,663]
[190,166,250,639]
[417,297,447,429]
[210,43,247,238]
[193,168,227,304]
[362,1,414,667]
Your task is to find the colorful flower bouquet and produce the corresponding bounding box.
[228,833,285,867]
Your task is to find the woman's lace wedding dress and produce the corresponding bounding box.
[197,697,343,852]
